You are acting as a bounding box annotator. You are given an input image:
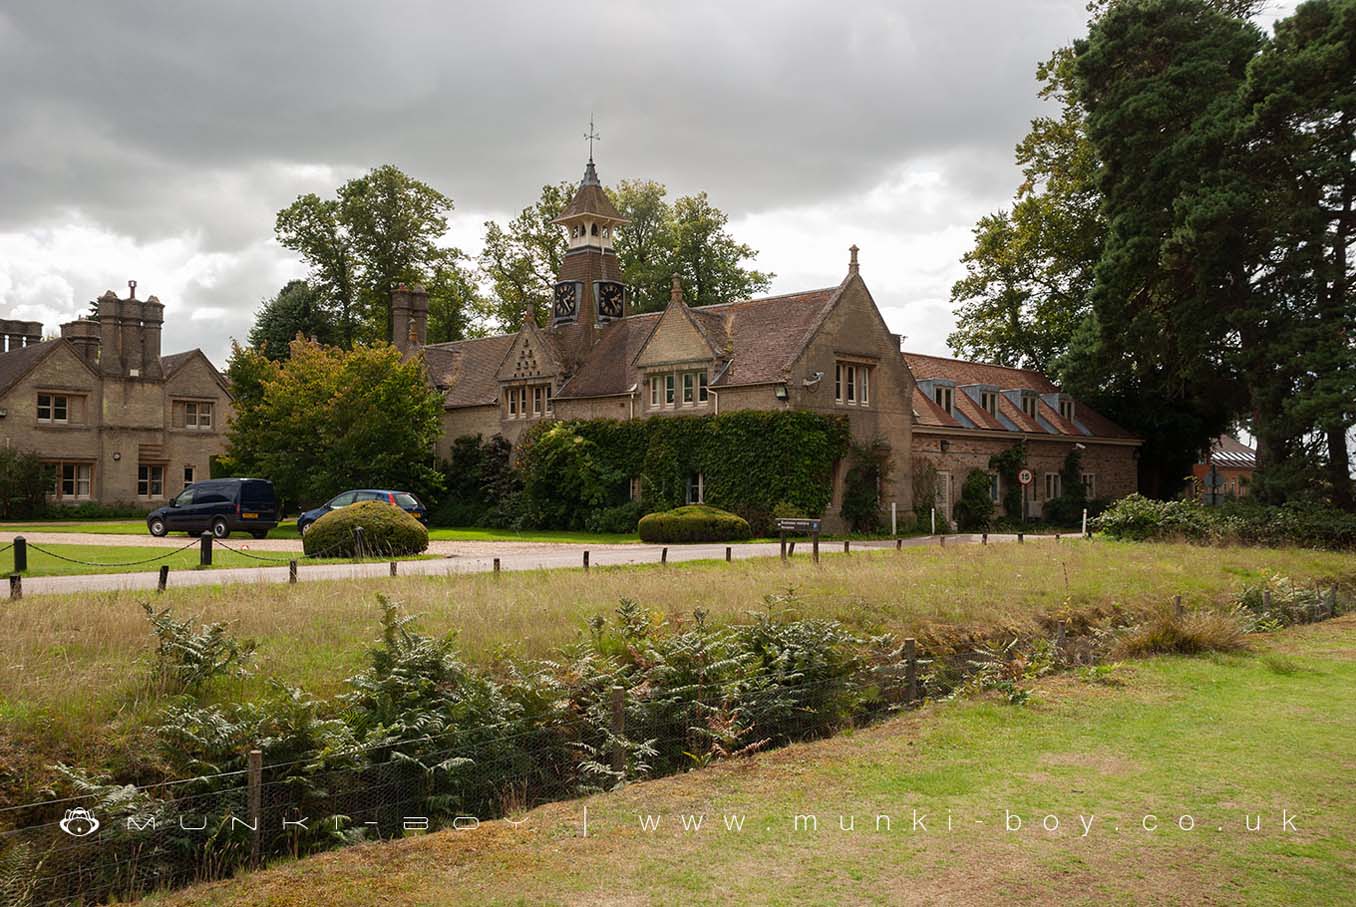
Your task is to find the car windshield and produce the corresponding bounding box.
[394,493,421,508]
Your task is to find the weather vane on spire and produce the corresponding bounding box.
[585,114,600,163]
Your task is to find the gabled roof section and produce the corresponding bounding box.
[904,352,1138,441]
[552,160,627,223]
[554,286,840,399]
[0,339,64,396]
[161,348,231,395]
[495,317,563,383]
[423,334,517,409]
[632,297,722,369]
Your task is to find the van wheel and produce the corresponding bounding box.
[148,518,167,537]
[211,518,230,539]
[251,531,268,540]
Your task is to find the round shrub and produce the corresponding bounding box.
[637,504,752,543]
[302,500,429,558]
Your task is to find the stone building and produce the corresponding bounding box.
[0,284,232,507]
[412,155,916,529]
[400,153,1141,530]
[906,353,1140,522]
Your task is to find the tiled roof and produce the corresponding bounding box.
[160,350,197,376]
[555,287,841,399]
[0,340,58,396]
[1203,434,1256,468]
[553,161,626,223]
[422,334,517,408]
[903,352,1137,441]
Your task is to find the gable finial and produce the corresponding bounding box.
[848,244,860,276]
[670,275,684,305]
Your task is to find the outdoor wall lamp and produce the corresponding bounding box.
[774,384,789,401]
[940,440,951,452]
[112,452,121,461]
[0,407,6,418]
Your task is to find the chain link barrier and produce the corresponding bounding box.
[23,538,200,569]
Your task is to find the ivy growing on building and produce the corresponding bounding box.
[989,441,1027,519]
[511,411,850,533]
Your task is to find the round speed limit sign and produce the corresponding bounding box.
[1017,468,1034,486]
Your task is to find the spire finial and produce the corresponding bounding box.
[848,244,860,276]
[670,275,684,305]
[585,113,599,164]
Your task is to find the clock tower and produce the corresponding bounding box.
[550,154,629,343]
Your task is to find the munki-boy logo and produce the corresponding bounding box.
[59,808,100,837]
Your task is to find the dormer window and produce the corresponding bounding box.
[980,391,998,416]
[934,386,954,415]
[1059,398,1075,422]
[1021,394,1039,420]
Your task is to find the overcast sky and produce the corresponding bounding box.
[0,1,1299,366]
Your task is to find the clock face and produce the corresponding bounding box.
[553,282,578,321]
[596,281,625,320]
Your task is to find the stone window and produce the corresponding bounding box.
[699,371,709,403]
[682,372,695,404]
[45,461,92,500]
[665,374,676,405]
[505,384,551,420]
[37,393,71,424]
[1082,472,1096,497]
[649,370,709,409]
[138,464,165,499]
[1044,472,1061,501]
[183,465,196,489]
[834,363,872,406]
[989,473,1001,503]
[685,472,705,505]
[186,401,213,429]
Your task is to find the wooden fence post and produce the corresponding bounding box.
[1263,588,1272,613]
[389,561,398,577]
[661,547,668,565]
[247,749,263,867]
[493,557,501,575]
[8,574,20,600]
[787,541,795,557]
[982,532,988,545]
[1017,532,1024,544]
[843,539,851,555]
[1173,595,1184,618]
[288,560,298,584]
[1328,585,1338,619]
[939,535,945,548]
[904,638,918,703]
[725,546,732,563]
[779,532,787,563]
[812,533,820,564]
[610,685,625,775]
[583,550,590,572]
[157,565,169,592]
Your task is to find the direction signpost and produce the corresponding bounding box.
[775,518,822,564]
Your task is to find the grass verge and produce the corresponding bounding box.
[143,617,1356,907]
[0,542,435,578]
[0,519,638,544]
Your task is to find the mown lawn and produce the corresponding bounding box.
[1,539,1352,800]
[144,616,1356,906]
[0,519,638,544]
[1,541,435,578]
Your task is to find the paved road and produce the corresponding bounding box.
[4,533,1064,598]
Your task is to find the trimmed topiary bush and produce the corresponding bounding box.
[637,504,752,543]
[302,500,429,558]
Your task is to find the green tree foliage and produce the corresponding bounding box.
[432,434,519,527]
[275,165,474,345]
[989,441,1028,519]
[0,448,49,518]
[222,339,444,508]
[247,280,340,360]
[954,468,997,531]
[477,180,773,330]
[477,181,575,330]
[840,438,892,533]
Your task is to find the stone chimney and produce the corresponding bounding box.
[391,284,429,355]
[0,319,43,353]
[848,244,860,277]
[59,319,101,368]
[94,283,164,378]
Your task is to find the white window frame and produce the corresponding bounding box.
[185,400,213,430]
[980,391,998,416]
[48,461,92,500]
[545,384,553,414]
[835,362,872,407]
[649,377,660,407]
[1060,398,1075,422]
[989,473,1001,504]
[685,472,705,505]
[506,388,518,417]
[183,465,196,489]
[1022,394,1039,420]
[532,385,543,415]
[1082,472,1096,497]
[682,372,695,404]
[665,374,676,405]
[834,364,843,402]
[1044,472,1061,501]
[698,371,709,403]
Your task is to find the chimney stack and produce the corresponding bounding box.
[60,319,101,368]
[391,285,428,355]
[95,284,163,378]
[0,319,42,353]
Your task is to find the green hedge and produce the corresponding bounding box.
[637,504,753,543]
[514,412,851,534]
[302,500,429,558]
[1093,494,1356,550]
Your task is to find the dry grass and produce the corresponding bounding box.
[1,540,1352,774]
[1113,610,1251,658]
